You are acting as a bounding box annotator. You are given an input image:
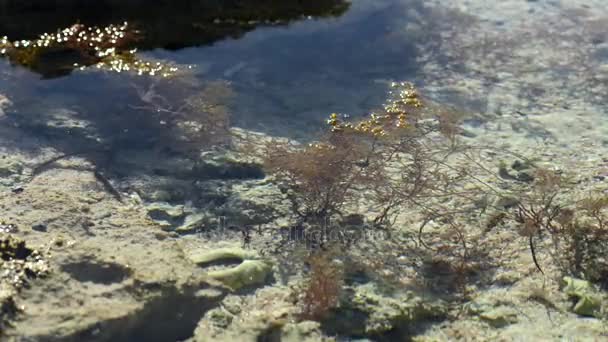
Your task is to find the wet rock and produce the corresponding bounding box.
[146,202,185,221]
[195,288,224,301]
[0,167,227,341]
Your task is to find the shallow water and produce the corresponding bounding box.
[2,0,608,340]
[0,0,431,142]
[2,0,607,145]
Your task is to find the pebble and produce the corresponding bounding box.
[31,224,47,232]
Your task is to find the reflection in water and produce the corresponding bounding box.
[0,0,350,78]
[0,0,350,50]
[1,23,179,78]
[0,0,428,146]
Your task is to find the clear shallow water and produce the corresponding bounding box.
[2,1,608,340]
[0,0,427,144]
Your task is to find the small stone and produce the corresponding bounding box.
[11,187,24,194]
[32,224,47,232]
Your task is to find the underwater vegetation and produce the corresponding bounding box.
[513,169,608,289]
[297,250,344,321]
[0,23,179,78]
[244,83,608,325]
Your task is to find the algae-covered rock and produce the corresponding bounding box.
[146,202,185,225]
[562,276,603,317]
[188,248,258,265]
[335,284,448,337]
[192,286,296,342]
[282,321,329,342]
[175,213,208,234]
[478,306,519,327]
[188,247,272,291]
[205,307,234,328]
[465,293,519,327]
[207,260,272,291]
[0,234,33,260]
[194,154,265,180]
[0,155,24,178]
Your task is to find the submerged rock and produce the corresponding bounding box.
[478,306,519,327]
[0,155,24,178]
[282,321,330,342]
[192,285,297,342]
[324,284,448,339]
[0,94,10,118]
[188,248,258,265]
[465,295,520,328]
[0,167,232,341]
[0,234,49,332]
[194,155,265,181]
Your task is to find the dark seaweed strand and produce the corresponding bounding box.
[93,169,123,203]
[31,152,81,177]
[529,235,545,275]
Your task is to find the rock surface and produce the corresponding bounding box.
[0,166,231,341]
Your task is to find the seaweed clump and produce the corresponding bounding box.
[257,81,606,298]
[297,251,344,321]
[261,83,432,240]
[512,169,608,289]
[257,83,497,295]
